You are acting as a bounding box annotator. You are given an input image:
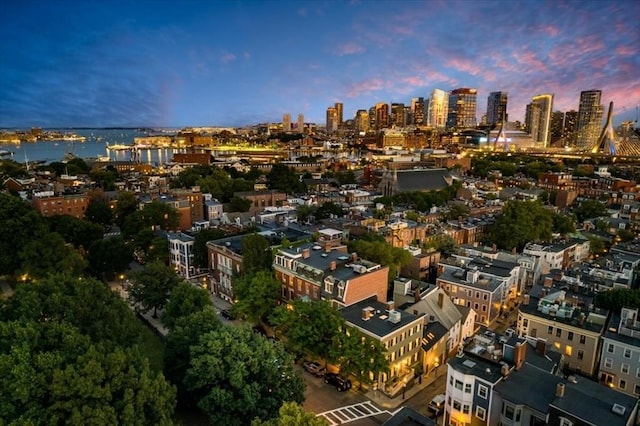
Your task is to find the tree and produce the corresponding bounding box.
[229,196,252,212]
[114,191,138,227]
[595,289,640,312]
[588,236,606,256]
[423,234,457,253]
[296,205,314,223]
[184,326,305,426]
[147,236,170,264]
[314,201,344,220]
[19,232,87,279]
[267,163,305,194]
[552,213,576,235]
[162,282,213,330]
[232,271,281,323]
[348,239,412,282]
[87,236,133,280]
[242,234,272,275]
[574,199,609,222]
[129,261,180,318]
[47,214,104,250]
[85,198,113,226]
[270,300,344,363]
[251,402,328,426]
[487,200,553,251]
[193,228,227,268]
[445,203,471,220]
[330,328,389,389]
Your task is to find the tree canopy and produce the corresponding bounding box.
[232,270,281,323]
[251,402,328,426]
[129,261,181,318]
[574,199,609,222]
[330,328,389,388]
[87,236,133,280]
[348,238,412,282]
[192,228,227,268]
[486,200,555,251]
[162,282,213,330]
[595,289,640,312]
[242,234,273,275]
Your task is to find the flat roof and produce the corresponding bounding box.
[342,296,422,338]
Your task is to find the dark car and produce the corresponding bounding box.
[302,361,326,377]
[324,373,352,391]
[220,309,235,320]
[252,325,268,337]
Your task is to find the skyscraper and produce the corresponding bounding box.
[530,93,554,148]
[368,106,377,129]
[282,113,291,132]
[334,102,343,128]
[411,97,425,126]
[446,88,477,129]
[297,114,304,133]
[486,91,508,126]
[355,109,369,133]
[576,90,604,150]
[326,107,338,133]
[427,89,448,128]
[391,103,405,127]
[375,103,389,129]
[550,111,565,145]
[563,110,578,144]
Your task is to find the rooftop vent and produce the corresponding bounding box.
[312,245,322,250]
[361,306,375,321]
[388,310,401,324]
[612,404,626,416]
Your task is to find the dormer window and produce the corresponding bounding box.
[337,281,345,299]
[324,276,334,293]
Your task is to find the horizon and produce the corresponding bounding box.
[1,0,639,128]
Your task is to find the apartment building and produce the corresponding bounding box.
[31,191,89,218]
[523,239,590,275]
[599,307,640,397]
[167,231,196,279]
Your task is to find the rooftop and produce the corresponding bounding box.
[342,296,423,339]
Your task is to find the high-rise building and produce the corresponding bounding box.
[550,111,565,145]
[530,93,554,148]
[282,113,291,132]
[368,106,377,130]
[524,103,533,133]
[486,91,508,126]
[375,103,389,129]
[427,89,448,128]
[297,114,304,132]
[446,88,477,129]
[576,90,604,150]
[334,102,343,128]
[563,110,578,144]
[355,109,369,133]
[391,103,405,127]
[411,97,425,126]
[326,107,338,133]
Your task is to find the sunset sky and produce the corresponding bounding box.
[1,0,638,128]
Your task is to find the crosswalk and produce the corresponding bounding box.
[317,401,393,425]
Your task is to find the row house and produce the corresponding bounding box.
[31,191,89,218]
[400,246,441,283]
[599,307,640,397]
[170,187,204,224]
[273,229,388,308]
[341,296,424,397]
[517,281,608,377]
[234,189,288,214]
[167,232,196,279]
[437,256,520,325]
[523,239,590,275]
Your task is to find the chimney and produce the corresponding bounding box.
[329,260,336,271]
[351,252,358,262]
[492,243,497,253]
[514,341,527,370]
[555,382,565,398]
[361,307,373,321]
[535,339,546,356]
[302,248,310,259]
[385,300,395,311]
[324,242,332,253]
[438,292,444,309]
[544,277,553,287]
[523,294,530,305]
[501,363,510,376]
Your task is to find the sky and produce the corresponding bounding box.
[0,0,639,128]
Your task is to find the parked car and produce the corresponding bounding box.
[428,394,445,416]
[324,373,352,391]
[220,309,235,320]
[302,361,326,377]
[252,325,268,337]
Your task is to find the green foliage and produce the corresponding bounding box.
[552,213,576,235]
[251,402,328,426]
[348,239,412,281]
[588,236,606,256]
[122,201,179,237]
[19,232,87,279]
[84,198,113,226]
[445,203,471,220]
[171,164,214,189]
[617,229,636,242]
[267,163,306,194]
[193,228,227,268]
[296,205,314,223]
[162,282,213,330]
[242,234,273,275]
[87,236,133,280]
[184,326,304,426]
[89,168,118,191]
[330,328,389,387]
[486,200,554,251]
[130,261,181,318]
[47,214,104,250]
[0,159,29,178]
[114,191,138,228]
[374,182,461,212]
[595,289,640,311]
[0,193,48,275]
[147,236,170,264]
[315,201,344,220]
[574,199,609,222]
[270,300,345,363]
[229,196,252,212]
[423,234,457,253]
[232,271,281,323]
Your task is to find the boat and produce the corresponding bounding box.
[106,143,133,151]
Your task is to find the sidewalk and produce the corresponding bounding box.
[365,369,445,410]
[108,281,169,337]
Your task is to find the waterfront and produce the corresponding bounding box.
[0,129,184,165]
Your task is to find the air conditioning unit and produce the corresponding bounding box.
[612,404,626,416]
[388,310,401,324]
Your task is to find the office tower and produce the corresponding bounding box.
[297,114,304,132]
[391,103,405,127]
[326,106,338,133]
[486,91,508,126]
[427,89,448,128]
[282,113,291,132]
[592,101,616,155]
[355,109,369,133]
[446,88,477,129]
[368,106,377,129]
[563,110,578,144]
[524,103,532,133]
[576,90,604,150]
[530,93,554,148]
[334,102,343,127]
[375,103,389,129]
[550,111,565,144]
[411,97,425,125]
[404,106,413,126]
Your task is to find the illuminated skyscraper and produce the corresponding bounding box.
[427,89,448,128]
[326,107,338,133]
[563,110,578,144]
[368,106,377,129]
[486,91,508,126]
[282,113,291,132]
[297,114,304,132]
[411,97,425,125]
[355,109,369,133]
[530,93,554,148]
[375,103,389,129]
[576,90,604,150]
[446,88,477,129]
[550,111,565,145]
[334,102,343,127]
[391,103,405,127]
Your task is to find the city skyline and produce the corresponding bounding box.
[1,0,638,128]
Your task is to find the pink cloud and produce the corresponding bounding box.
[336,42,365,56]
[615,45,635,56]
[346,77,385,97]
[220,52,236,63]
[539,25,559,37]
[512,50,547,73]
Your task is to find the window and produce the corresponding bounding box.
[482,305,487,312]
[504,404,515,420]
[577,350,584,360]
[624,348,631,359]
[462,404,470,415]
[478,384,488,399]
[531,328,537,337]
[637,367,640,379]
[476,406,486,420]
[483,293,488,300]
[474,303,479,310]
[634,384,640,396]
[565,345,572,356]
[556,328,562,338]
[580,335,586,344]
[604,358,613,369]
[607,343,614,353]
[453,400,461,411]
[523,319,528,328]
[567,331,574,341]
[559,417,573,426]
[464,383,472,393]
[548,326,553,335]
[455,380,463,390]
[449,375,453,386]
[619,379,626,390]
[622,363,630,374]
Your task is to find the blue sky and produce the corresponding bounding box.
[1,0,638,128]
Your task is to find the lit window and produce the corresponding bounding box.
[565,345,572,357]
